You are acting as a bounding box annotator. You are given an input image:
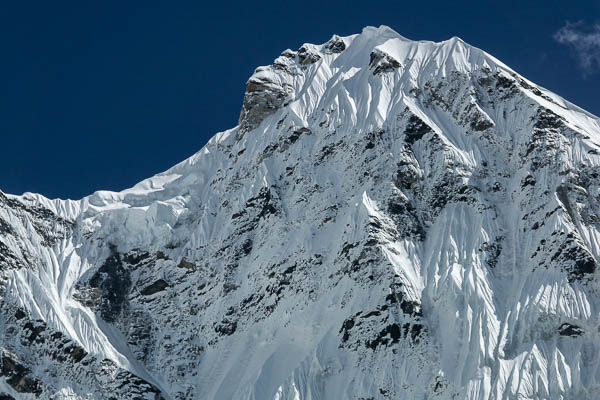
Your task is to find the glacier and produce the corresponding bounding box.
[1,25,600,399]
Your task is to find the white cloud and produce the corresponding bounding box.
[554,21,600,76]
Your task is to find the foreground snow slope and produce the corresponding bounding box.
[1,25,600,399]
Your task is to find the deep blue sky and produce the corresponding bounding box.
[1,1,599,199]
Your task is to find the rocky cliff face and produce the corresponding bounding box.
[2,25,600,399]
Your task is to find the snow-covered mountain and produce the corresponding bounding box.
[2,25,600,399]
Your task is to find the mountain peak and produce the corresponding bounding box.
[236,27,523,139]
[2,28,600,399]
[361,24,407,39]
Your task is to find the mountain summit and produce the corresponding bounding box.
[1,25,600,399]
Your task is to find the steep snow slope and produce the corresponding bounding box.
[2,25,600,399]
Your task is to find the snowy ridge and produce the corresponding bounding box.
[1,25,600,399]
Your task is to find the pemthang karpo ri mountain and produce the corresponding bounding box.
[2,25,600,399]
